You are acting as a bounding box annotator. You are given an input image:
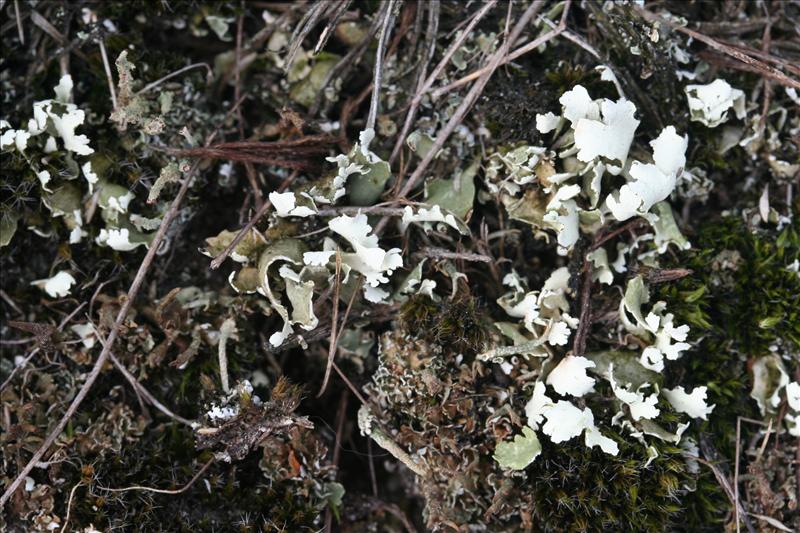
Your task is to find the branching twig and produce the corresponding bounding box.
[429,1,571,99]
[389,0,496,165]
[310,1,386,116]
[636,6,800,89]
[388,0,554,208]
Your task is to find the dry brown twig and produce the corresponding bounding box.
[319,274,361,398]
[172,136,334,171]
[318,252,342,398]
[699,436,757,533]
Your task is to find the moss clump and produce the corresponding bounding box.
[658,217,799,414]
[399,293,490,357]
[366,327,702,532]
[522,439,688,532]
[654,216,800,528]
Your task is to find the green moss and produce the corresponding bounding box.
[653,216,800,527]
[659,217,799,364]
[400,293,490,357]
[524,438,691,532]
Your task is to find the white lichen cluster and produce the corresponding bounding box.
[1,74,156,262]
[492,267,576,355]
[484,83,691,259]
[491,83,730,470]
[213,126,469,347]
[495,273,715,470]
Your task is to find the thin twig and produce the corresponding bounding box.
[60,481,83,533]
[136,63,213,96]
[28,10,90,63]
[368,498,418,533]
[366,0,399,133]
[735,416,742,533]
[636,6,800,89]
[413,247,493,263]
[316,205,406,217]
[572,260,593,357]
[234,9,264,211]
[98,38,117,109]
[756,10,773,142]
[100,457,215,494]
[313,0,351,55]
[378,0,552,237]
[367,438,379,497]
[108,352,195,427]
[429,1,571,100]
[0,348,39,393]
[697,455,756,533]
[13,0,23,44]
[0,337,35,345]
[318,252,342,398]
[284,1,331,71]
[324,390,349,533]
[310,1,386,116]
[333,361,368,406]
[58,302,87,330]
[0,288,23,314]
[591,218,646,250]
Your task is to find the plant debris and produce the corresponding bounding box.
[1,1,798,531]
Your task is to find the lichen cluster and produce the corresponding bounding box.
[1,1,798,531]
